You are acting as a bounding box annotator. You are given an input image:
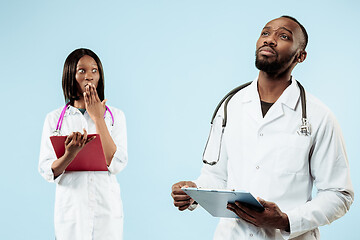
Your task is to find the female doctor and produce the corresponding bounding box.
[38,48,128,239]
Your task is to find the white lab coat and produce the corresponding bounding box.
[194,78,354,240]
[39,105,128,240]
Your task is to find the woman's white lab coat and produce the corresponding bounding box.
[39,105,127,240]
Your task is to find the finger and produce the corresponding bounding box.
[83,92,88,105]
[86,136,96,144]
[174,201,191,210]
[178,204,191,211]
[102,99,107,109]
[94,87,101,102]
[83,128,88,139]
[172,189,189,195]
[257,197,268,208]
[174,200,192,207]
[227,204,257,224]
[81,129,88,146]
[75,132,82,145]
[90,84,97,102]
[67,133,77,146]
[234,201,257,218]
[65,134,73,146]
[86,85,92,105]
[171,183,183,191]
[172,193,191,201]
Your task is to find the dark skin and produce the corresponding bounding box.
[171,17,307,233]
[171,181,197,211]
[256,17,307,103]
[52,55,117,177]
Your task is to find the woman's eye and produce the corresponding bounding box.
[92,69,98,73]
[78,69,85,73]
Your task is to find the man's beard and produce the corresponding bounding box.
[255,48,296,74]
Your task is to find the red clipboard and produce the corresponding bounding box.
[50,134,108,171]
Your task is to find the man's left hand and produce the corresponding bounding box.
[227,198,290,232]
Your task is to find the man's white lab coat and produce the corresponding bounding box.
[195,79,354,239]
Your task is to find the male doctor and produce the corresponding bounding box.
[171,16,354,239]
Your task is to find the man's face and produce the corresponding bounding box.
[255,17,304,74]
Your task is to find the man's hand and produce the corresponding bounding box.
[227,198,290,232]
[171,181,197,211]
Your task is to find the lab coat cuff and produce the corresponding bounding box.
[107,148,127,175]
[43,161,64,183]
[285,209,303,239]
[279,229,290,240]
[188,202,199,211]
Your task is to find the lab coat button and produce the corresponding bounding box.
[256,166,260,170]
[250,233,254,237]
[259,133,263,136]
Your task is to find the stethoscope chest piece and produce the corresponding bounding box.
[297,118,311,136]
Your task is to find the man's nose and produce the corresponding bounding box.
[264,34,277,47]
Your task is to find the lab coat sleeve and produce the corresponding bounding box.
[107,108,128,174]
[285,112,354,239]
[38,112,64,183]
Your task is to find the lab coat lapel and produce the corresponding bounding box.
[261,79,300,126]
[241,80,263,124]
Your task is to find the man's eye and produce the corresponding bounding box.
[92,69,98,73]
[78,69,85,73]
[280,35,289,40]
[261,32,269,36]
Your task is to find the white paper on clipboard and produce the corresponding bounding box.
[181,187,264,218]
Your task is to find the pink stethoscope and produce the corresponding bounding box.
[53,102,114,136]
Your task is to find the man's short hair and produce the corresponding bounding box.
[281,15,308,50]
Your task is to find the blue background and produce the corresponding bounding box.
[1,0,358,239]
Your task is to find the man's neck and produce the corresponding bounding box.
[257,71,292,103]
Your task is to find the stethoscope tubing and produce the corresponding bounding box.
[55,102,114,133]
[203,79,310,165]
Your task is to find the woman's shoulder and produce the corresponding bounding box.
[107,105,126,118]
[44,106,67,121]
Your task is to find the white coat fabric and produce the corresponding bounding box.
[194,78,354,240]
[39,105,128,240]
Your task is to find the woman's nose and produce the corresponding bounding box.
[85,72,93,80]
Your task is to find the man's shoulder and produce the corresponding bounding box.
[305,92,339,129]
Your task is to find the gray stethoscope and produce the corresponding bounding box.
[202,80,311,166]
[53,102,114,136]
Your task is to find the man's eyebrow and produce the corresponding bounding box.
[262,26,293,35]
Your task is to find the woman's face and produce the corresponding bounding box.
[75,55,100,96]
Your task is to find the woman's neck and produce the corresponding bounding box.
[73,98,85,109]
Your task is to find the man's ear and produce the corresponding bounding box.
[297,50,307,63]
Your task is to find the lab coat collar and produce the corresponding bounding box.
[241,76,300,110]
[65,105,83,116]
[240,76,300,125]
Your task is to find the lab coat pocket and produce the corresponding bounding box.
[110,182,123,218]
[274,134,312,175]
[55,173,77,222]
